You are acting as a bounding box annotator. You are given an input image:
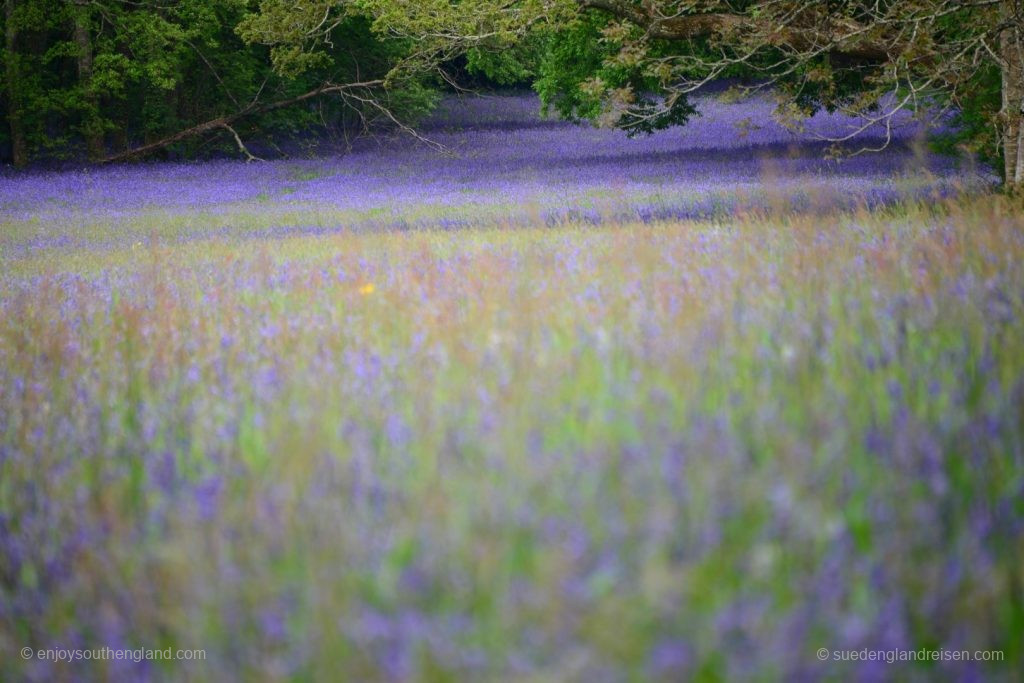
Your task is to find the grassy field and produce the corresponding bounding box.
[1,95,1022,681]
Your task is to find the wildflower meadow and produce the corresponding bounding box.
[2,93,1022,681]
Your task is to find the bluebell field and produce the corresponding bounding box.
[0,94,1021,681]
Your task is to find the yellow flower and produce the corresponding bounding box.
[358,283,375,295]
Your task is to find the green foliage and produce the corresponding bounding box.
[464,46,535,86]
[533,16,701,135]
[1,0,265,160]
[533,15,609,123]
[235,0,341,77]
[0,0,438,163]
[2,0,1018,171]
[927,64,1004,177]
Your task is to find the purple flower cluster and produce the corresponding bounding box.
[0,94,992,252]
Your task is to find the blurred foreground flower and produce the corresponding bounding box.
[359,283,376,295]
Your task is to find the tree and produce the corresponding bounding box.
[366,0,1024,188]
[581,0,1024,186]
[4,0,27,166]
[4,0,1021,182]
[0,0,438,165]
[69,0,103,159]
[1002,1,1024,185]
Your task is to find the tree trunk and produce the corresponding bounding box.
[72,0,103,160]
[4,0,27,166]
[1001,2,1024,188]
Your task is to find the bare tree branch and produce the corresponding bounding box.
[100,79,387,164]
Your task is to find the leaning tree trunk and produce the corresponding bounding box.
[4,0,27,166]
[71,0,103,160]
[1001,1,1024,189]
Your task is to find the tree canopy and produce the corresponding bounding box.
[1,0,435,165]
[2,0,1022,186]
[366,0,1023,185]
